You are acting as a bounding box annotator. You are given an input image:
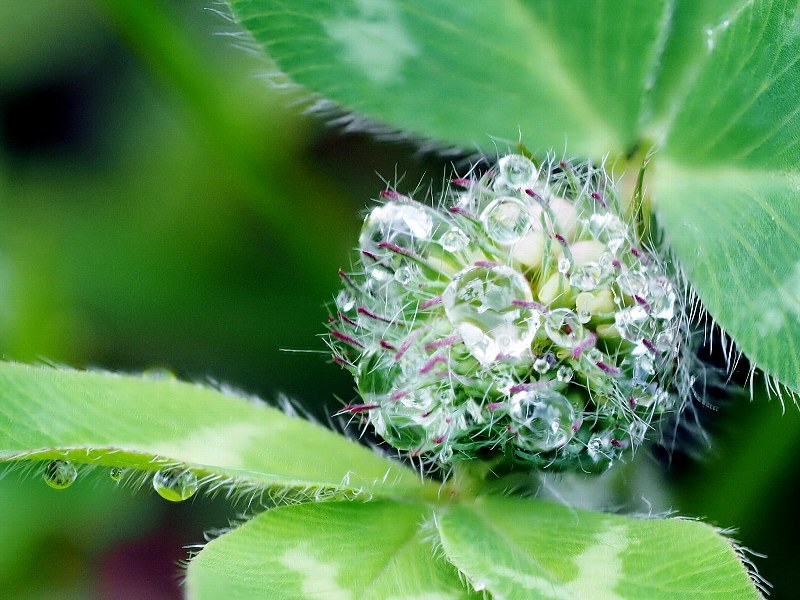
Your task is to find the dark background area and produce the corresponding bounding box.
[0,1,798,598]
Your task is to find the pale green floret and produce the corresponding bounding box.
[329,154,685,471]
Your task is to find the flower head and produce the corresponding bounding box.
[328,154,686,471]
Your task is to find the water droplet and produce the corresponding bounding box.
[358,351,402,401]
[628,421,648,445]
[655,329,676,353]
[443,265,539,364]
[616,270,648,296]
[588,213,627,254]
[544,308,588,349]
[578,310,592,324]
[439,227,470,252]
[533,352,556,374]
[493,154,538,190]
[510,390,574,451]
[153,468,198,502]
[370,267,392,282]
[110,467,125,482]
[556,365,573,383]
[586,434,615,462]
[570,264,603,291]
[359,201,435,251]
[647,276,677,320]
[480,197,532,245]
[624,353,655,386]
[336,290,355,312]
[393,265,415,285]
[557,256,571,274]
[44,460,77,490]
[614,306,649,342]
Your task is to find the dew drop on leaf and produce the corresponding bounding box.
[43,460,77,490]
[152,468,198,502]
[109,467,125,482]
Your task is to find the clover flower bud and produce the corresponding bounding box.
[328,154,686,471]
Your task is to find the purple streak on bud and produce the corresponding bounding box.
[361,249,380,261]
[610,438,625,448]
[331,330,365,349]
[379,189,403,200]
[572,419,583,432]
[474,260,499,267]
[524,188,544,202]
[642,338,659,354]
[378,241,416,258]
[596,361,621,376]
[631,247,651,265]
[628,396,637,408]
[391,390,408,401]
[451,178,473,187]
[357,306,393,323]
[424,335,460,351]
[590,191,607,208]
[433,435,446,444]
[571,332,598,359]
[420,296,442,309]
[633,295,652,312]
[487,401,504,411]
[513,299,548,312]
[449,206,477,220]
[338,312,357,326]
[332,355,354,368]
[395,330,422,361]
[612,259,622,268]
[553,233,567,246]
[420,355,448,374]
[337,403,378,415]
[338,269,361,294]
[380,340,396,351]
[509,381,554,393]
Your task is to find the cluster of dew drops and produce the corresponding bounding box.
[42,459,198,502]
[329,152,686,471]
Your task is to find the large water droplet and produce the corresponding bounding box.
[544,308,588,349]
[510,390,574,451]
[336,290,355,313]
[358,351,402,401]
[153,468,198,502]
[614,305,649,342]
[588,213,628,254]
[359,201,435,250]
[44,460,77,490]
[110,467,125,482]
[617,270,648,297]
[480,197,532,245]
[439,227,470,252]
[443,265,539,364]
[556,365,573,383]
[493,154,538,190]
[648,276,677,320]
[570,264,603,291]
[533,352,556,374]
[586,434,615,462]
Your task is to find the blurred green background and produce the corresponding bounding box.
[0,1,798,598]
